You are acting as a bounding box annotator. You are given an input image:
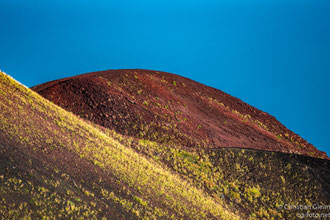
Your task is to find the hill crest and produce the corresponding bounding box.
[32,69,328,159]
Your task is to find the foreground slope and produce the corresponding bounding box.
[32,69,328,159]
[0,72,238,219]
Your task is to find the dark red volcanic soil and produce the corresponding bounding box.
[32,69,328,159]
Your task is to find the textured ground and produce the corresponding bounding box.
[1,70,329,219]
[33,69,328,159]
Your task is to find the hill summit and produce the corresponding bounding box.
[33,69,328,159]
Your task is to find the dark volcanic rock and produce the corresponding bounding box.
[32,69,328,159]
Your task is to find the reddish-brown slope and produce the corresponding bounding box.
[32,69,328,159]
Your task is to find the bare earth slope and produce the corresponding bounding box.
[33,69,328,159]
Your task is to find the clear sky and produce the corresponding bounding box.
[1,0,329,155]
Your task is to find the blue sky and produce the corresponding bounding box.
[1,0,329,155]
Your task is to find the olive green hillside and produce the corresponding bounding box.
[0,72,238,219]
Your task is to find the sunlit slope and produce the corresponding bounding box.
[0,72,238,219]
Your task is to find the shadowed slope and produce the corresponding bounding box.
[33,69,328,159]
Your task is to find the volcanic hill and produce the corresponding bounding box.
[33,69,328,159]
[0,70,329,219]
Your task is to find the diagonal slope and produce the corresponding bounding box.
[0,72,239,219]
